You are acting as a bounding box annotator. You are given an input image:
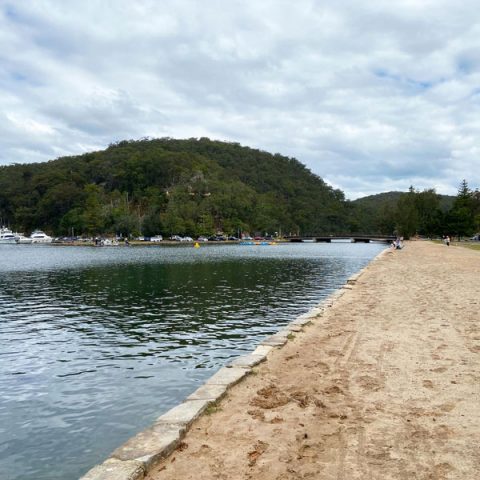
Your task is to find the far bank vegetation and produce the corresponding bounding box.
[0,138,478,239]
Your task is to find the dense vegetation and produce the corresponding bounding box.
[0,138,350,237]
[0,138,478,239]
[351,182,479,239]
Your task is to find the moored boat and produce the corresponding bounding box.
[15,234,33,244]
[0,227,17,244]
[30,230,53,243]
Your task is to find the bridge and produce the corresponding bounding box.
[286,235,395,243]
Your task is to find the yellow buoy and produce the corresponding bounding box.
[194,242,200,248]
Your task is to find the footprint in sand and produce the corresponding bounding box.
[410,426,430,440]
[303,361,330,374]
[247,441,269,466]
[434,424,455,440]
[430,462,455,479]
[247,409,266,421]
[430,366,448,373]
[438,403,456,413]
[250,385,290,409]
[327,349,343,357]
[355,375,382,391]
[323,385,345,396]
[289,390,311,408]
[423,379,434,389]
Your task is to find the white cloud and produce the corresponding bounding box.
[1,0,480,198]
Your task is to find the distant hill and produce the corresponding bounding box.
[353,191,404,207]
[0,137,463,237]
[349,191,456,235]
[0,138,350,236]
[353,191,454,211]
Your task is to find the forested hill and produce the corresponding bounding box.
[0,138,350,237]
[350,190,460,237]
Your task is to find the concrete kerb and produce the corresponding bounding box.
[373,247,390,261]
[205,366,250,386]
[79,255,388,480]
[79,458,145,480]
[227,353,268,369]
[252,344,274,356]
[291,315,313,325]
[187,383,229,402]
[286,323,303,332]
[260,329,291,347]
[111,422,186,471]
[347,274,360,285]
[155,399,212,428]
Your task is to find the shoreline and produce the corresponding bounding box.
[133,240,479,480]
[80,247,389,479]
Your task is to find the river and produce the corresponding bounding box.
[0,242,385,479]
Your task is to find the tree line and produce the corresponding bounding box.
[351,180,480,239]
[0,138,477,239]
[0,138,349,237]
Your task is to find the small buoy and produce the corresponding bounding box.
[194,242,200,248]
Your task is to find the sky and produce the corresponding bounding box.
[1,0,479,199]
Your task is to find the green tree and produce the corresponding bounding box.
[414,189,441,237]
[395,187,419,238]
[447,180,475,238]
[141,211,163,237]
[60,207,85,236]
[82,184,105,235]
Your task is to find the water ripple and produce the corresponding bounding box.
[0,242,384,480]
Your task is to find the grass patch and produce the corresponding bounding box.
[287,333,296,340]
[458,243,480,251]
[205,402,222,416]
[430,240,480,251]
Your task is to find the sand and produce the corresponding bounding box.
[146,241,480,480]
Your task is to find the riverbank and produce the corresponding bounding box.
[140,241,479,480]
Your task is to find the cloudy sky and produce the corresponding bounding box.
[1,0,479,199]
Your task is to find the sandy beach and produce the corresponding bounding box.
[146,241,480,480]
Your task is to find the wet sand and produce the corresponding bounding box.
[146,241,480,480]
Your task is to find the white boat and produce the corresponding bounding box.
[15,234,33,244]
[30,230,53,243]
[0,227,17,244]
[102,239,119,246]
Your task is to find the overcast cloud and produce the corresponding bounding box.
[1,0,479,198]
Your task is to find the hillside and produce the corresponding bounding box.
[0,138,350,237]
[353,191,454,212]
[350,191,456,235]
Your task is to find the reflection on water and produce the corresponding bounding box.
[0,243,385,479]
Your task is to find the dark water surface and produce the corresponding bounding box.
[0,242,385,479]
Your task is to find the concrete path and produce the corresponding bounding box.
[143,241,480,480]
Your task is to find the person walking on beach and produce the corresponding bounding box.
[446,235,450,246]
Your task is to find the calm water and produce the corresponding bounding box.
[0,242,385,480]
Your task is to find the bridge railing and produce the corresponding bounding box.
[284,235,395,243]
